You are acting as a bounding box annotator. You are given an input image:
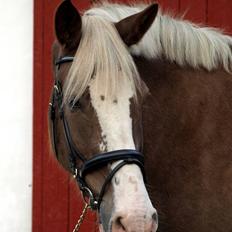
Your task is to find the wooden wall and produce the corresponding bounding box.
[33,0,232,231]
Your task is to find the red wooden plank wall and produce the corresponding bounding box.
[33,1,232,232]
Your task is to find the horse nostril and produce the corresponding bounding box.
[112,211,158,232]
[115,216,126,231]
[152,212,159,224]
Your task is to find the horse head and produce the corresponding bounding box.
[50,1,159,231]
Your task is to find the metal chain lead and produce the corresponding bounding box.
[72,203,90,232]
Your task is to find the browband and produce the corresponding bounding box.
[55,56,74,66]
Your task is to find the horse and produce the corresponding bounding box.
[48,1,232,232]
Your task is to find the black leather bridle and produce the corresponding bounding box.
[49,56,145,210]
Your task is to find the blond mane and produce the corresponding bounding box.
[87,2,232,72]
[64,15,140,104]
[64,2,232,102]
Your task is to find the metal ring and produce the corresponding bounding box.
[81,187,98,210]
[73,168,78,179]
[54,85,59,93]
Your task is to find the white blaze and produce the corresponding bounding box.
[89,77,135,152]
[89,77,155,230]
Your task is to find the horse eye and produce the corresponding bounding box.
[69,99,82,111]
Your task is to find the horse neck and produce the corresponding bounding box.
[133,55,232,163]
[134,55,232,230]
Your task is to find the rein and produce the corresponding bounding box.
[49,56,146,230]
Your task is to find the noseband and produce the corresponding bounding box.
[49,56,145,211]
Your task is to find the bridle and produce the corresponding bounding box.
[49,56,146,229]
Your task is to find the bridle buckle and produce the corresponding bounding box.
[81,187,99,210]
[73,168,78,179]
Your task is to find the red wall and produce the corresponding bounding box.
[33,1,232,232]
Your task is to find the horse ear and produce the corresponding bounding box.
[55,0,82,51]
[115,4,158,46]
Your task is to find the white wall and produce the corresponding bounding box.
[0,0,33,231]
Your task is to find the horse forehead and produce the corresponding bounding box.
[88,73,135,107]
[89,88,134,123]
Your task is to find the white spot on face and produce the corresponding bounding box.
[89,77,156,230]
[99,133,107,152]
[99,142,107,152]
